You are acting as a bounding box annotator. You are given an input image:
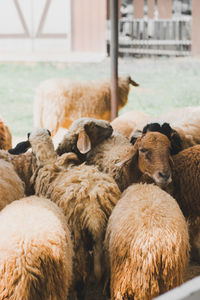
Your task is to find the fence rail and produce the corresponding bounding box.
[107,17,192,56]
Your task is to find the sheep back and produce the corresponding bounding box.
[0,196,73,300]
[172,145,200,217]
[105,183,190,300]
[0,159,24,210]
[34,161,121,287]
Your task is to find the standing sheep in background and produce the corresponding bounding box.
[33,76,139,136]
[0,159,24,210]
[0,116,12,150]
[104,183,190,300]
[11,128,121,299]
[0,196,73,300]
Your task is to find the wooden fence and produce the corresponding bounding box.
[118,17,191,56]
[107,0,192,57]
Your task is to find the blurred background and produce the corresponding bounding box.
[0,0,200,144]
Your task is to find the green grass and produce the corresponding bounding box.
[0,57,200,140]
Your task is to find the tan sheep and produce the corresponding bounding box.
[0,159,24,210]
[0,150,36,196]
[57,118,174,192]
[0,195,73,300]
[111,110,150,139]
[33,76,139,136]
[16,128,121,299]
[0,116,12,150]
[104,183,190,300]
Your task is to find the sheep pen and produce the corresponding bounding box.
[33,76,139,136]
[0,196,74,300]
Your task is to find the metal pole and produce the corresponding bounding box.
[110,0,119,121]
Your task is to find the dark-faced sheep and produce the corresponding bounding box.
[104,183,190,300]
[130,106,200,149]
[0,196,73,300]
[12,128,121,299]
[33,76,139,136]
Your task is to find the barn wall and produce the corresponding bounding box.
[71,0,107,53]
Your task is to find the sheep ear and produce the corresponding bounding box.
[77,130,91,154]
[8,140,31,155]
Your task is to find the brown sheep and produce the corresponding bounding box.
[0,116,12,150]
[0,159,24,210]
[111,110,150,139]
[13,128,121,300]
[0,150,36,196]
[104,183,190,300]
[0,196,73,300]
[33,76,139,136]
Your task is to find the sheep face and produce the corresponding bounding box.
[56,118,113,157]
[136,132,172,188]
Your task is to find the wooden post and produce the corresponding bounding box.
[110,0,119,120]
[192,0,200,56]
[157,0,172,19]
[134,0,144,18]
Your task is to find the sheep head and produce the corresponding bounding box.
[134,132,173,188]
[56,117,113,158]
[118,76,139,109]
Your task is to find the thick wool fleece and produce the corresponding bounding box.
[105,183,190,300]
[0,196,73,300]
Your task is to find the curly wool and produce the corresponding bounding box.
[33,155,121,288]
[105,183,190,300]
[0,196,73,300]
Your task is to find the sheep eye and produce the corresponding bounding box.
[139,148,147,153]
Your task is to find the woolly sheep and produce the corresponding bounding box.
[133,123,200,262]
[57,119,174,192]
[0,150,36,196]
[110,110,150,139]
[0,195,73,300]
[0,159,24,210]
[104,183,190,300]
[14,128,121,299]
[0,116,12,150]
[33,76,139,136]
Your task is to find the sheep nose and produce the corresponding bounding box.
[158,172,170,182]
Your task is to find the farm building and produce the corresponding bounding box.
[0,0,200,60]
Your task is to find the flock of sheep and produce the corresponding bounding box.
[0,75,200,300]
